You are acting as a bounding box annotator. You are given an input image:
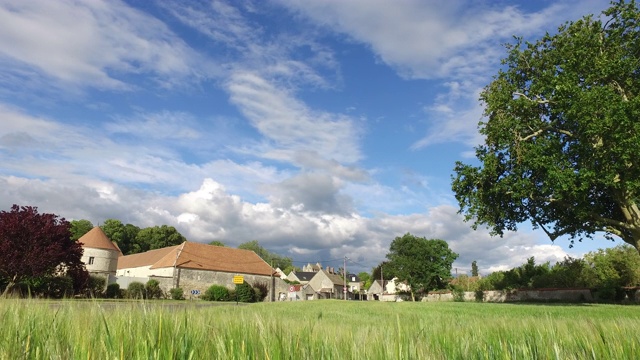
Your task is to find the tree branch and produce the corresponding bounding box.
[513,92,551,104]
[518,127,574,141]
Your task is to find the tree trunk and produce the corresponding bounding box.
[1,275,18,298]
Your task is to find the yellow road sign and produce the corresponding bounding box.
[233,275,244,284]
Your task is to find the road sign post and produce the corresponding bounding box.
[233,275,244,305]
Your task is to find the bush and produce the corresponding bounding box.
[169,288,185,300]
[235,282,255,303]
[474,290,484,302]
[105,283,120,299]
[127,282,145,299]
[145,279,163,299]
[41,276,74,299]
[86,275,106,298]
[202,285,229,301]
[252,281,269,302]
[452,287,465,302]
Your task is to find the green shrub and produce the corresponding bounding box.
[474,290,484,302]
[452,287,465,302]
[235,282,255,303]
[105,283,120,299]
[202,285,229,301]
[145,279,163,299]
[252,281,269,302]
[41,276,74,299]
[169,288,185,300]
[127,282,145,299]
[86,276,106,298]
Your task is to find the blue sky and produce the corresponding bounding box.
[0,0,621,274]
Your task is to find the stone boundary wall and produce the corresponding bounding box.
[421,288,596,302]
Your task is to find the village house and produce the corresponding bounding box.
[285,283,317,301]
[346,273,362,294]
[367,277,410,301]
[286,271,316,284]
[367,279,387,301]
[308,267,350,299]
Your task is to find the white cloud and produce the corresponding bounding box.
[226,71,362,164]
[0,104,288,197]
[106,111,201,141]
[276,0,610,151]
[277,0,608,81]
[0,0,209,91]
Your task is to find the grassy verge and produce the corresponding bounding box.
[1,300,639,359]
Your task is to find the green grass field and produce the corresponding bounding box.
[1,299,639,359]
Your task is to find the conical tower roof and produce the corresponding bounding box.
[78,226,122,254]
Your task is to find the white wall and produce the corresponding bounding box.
[116,266,173,278]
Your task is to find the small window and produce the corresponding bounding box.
[88,256,95,265]
[351,276,356,281]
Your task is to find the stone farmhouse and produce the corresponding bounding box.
[115,242,290,299]
[78,235,291,300]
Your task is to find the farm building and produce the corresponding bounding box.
[115,242,289,300]
[78,226,122,279]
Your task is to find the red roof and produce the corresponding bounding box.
[117,242,274,276]
[78,227,122,255]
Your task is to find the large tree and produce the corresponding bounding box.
[0,205,88,294]
[452,1,640,252]
[385,233,458,301]
[69,219,93,241]
[238,240,292,270]
[135,225,186,253]
[101,219,140,255]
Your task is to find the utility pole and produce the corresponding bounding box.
[380,265,383,301]
[343,256,347,300]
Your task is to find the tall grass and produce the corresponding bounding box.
[1,300,639,359]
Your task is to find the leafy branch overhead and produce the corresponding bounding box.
[452,0,640,252]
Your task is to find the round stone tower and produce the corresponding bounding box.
[78,226,122,276]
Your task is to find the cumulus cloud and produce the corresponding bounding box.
[266,172,355,215]
[0,174,581,273]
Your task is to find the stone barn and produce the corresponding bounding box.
[116,242,289,300]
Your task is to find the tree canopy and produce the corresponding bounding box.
[69,219,93,241]
[100,219,141,255]
[135,225,186,253]
[385,233,458,301]
[238,240,292,270]
[0,205,88,294]
[452,1,640,252]
[471,261,479,277]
